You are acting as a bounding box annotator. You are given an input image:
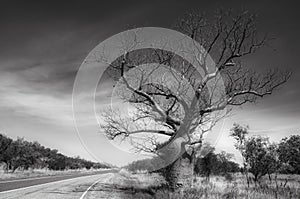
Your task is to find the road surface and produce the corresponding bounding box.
[0,170,118,199]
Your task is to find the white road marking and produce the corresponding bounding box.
[79,178,102,199]
[0,173,103,194]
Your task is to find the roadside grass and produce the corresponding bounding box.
[114,169,165,189]
[108,170,300,199]
[0,168,111,180]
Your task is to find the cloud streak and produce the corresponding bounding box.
[0,0,299,165]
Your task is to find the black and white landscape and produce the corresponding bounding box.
[0,1,300,198]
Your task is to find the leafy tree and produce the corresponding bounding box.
[3,138,24,172]
[5,138,40,172]
[0,134,13,172]
[231,125,280,184]
[216,151,239,174]
[278,135,300,174]
[244,136,275,183]
[82,160,94,170]
[194,147,217,180]
[194,145,239,180]
[30,141,47,168]
[265,143,281,182]
[47,151,67,170]
[230,123,251,185]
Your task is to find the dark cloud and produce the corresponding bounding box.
[1,0,299,118]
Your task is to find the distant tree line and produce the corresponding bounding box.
[125,124,300,186]
[125,145,240,180]
[125,158,155,172]
[193,144,240,180]
[231,123,300,185]
[0,133,110,172]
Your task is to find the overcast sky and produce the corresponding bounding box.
[0,0,299,166]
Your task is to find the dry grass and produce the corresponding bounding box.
[86,169,166,199]
[106,170,300,199]
[185,174,300,199]
[113,169,165,189]
[0,168,109,180]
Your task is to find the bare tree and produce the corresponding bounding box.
[99,10,291,189]
[230,123,251,186]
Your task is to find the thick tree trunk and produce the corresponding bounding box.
[164,150,194,190]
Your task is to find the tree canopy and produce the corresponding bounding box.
[0,133,110,172]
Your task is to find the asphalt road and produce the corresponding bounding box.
[0,170,117,199]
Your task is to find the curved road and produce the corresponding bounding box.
[0,170,117,199]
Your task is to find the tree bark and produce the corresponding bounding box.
[164,150,195,190]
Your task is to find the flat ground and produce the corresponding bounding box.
[89,170,300,199]
[0,172,117,199]
[1,170,299,199]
